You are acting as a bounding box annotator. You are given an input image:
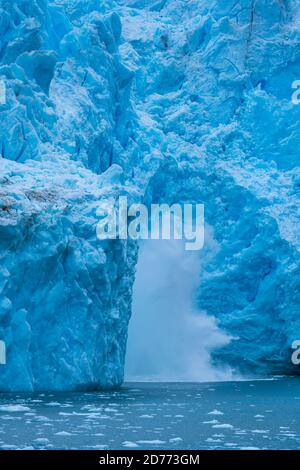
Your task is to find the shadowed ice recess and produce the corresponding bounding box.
[126,238,234,382]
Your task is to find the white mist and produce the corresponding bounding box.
[125,236,233,382]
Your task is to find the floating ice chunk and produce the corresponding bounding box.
[251,430,269,434]
[240,447,260,450]
[0,405,30,412]
[122,441,139,448]
[137,440,166,445]
[33,438,50,446]
[87,445,108,449]
[169,437,183,443]
[212,424,234,429]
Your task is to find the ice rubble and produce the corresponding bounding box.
[0,0,299,390]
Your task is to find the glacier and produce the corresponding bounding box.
[0,0,299,391]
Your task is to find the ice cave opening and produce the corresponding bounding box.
[125,237,234,383]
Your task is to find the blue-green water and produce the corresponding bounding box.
[0,379,300,450]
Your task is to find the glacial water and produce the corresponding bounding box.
[0,379,300,450]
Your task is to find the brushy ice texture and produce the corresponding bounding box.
[0,0,299,390]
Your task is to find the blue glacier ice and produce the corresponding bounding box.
[0,0,299,390]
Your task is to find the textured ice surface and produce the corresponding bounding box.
[0,0,300,390]
[0,0,138,390]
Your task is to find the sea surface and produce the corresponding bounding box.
[0,379,300,450]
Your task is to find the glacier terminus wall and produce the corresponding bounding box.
[0,0,300,390]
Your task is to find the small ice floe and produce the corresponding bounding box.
[46,402,61,406]
[34,416,50,422]
[208,410,224,416]
[81,405,96,411]
[1,416,22,421]
[225,443,237,447]
[33,438,50,446]
[212,424,234,429]
[251,430,269,434]
[206,438,221,443]
[139,414,154,418]
[0,405,30,412]
[239,447,260,450]
[55,431,73,436]
[122,441,139,448]
[174,415,184,418]
[203,419,219,424]
[86,445,108,449]
[137,440,166,445]
[59,411,106,419]
[254,414,264,418]
[169,438,182,443]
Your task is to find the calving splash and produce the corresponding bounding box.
[1,0,300,390]
[126,238,233,382]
